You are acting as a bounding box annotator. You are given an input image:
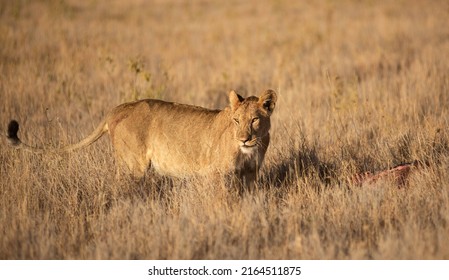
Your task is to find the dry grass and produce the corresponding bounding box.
[1,0,449,259]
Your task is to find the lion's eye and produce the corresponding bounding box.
[252,118,259,123]
[233,118,239,124]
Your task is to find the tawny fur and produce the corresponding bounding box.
[6,90,277,190]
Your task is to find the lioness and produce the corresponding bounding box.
[7,89,277,190]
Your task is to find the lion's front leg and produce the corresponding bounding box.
[232,169,257,194]
[242,171,257,193]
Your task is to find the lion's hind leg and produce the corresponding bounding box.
[112,144,149,181]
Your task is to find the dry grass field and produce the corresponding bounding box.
[1,0,449,259]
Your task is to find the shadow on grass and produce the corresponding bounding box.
[262,143,338,190]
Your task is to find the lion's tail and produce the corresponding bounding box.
[6,119,108,153]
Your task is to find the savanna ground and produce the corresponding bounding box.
[1,0,449,259]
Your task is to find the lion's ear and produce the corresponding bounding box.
[229,90,244,111]
[259,89,277,114]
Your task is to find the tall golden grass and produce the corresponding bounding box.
[1,0,448,259]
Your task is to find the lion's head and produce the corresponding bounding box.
[229,89,277,154]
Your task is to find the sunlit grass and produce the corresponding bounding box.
[1,0,448,259]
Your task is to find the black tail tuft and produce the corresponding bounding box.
[7,120,21,145]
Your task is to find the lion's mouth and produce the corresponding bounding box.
[239,141,257,154]
[239,145,256,154]
[241,144,256,148]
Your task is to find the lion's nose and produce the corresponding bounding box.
[239,136,251,145]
